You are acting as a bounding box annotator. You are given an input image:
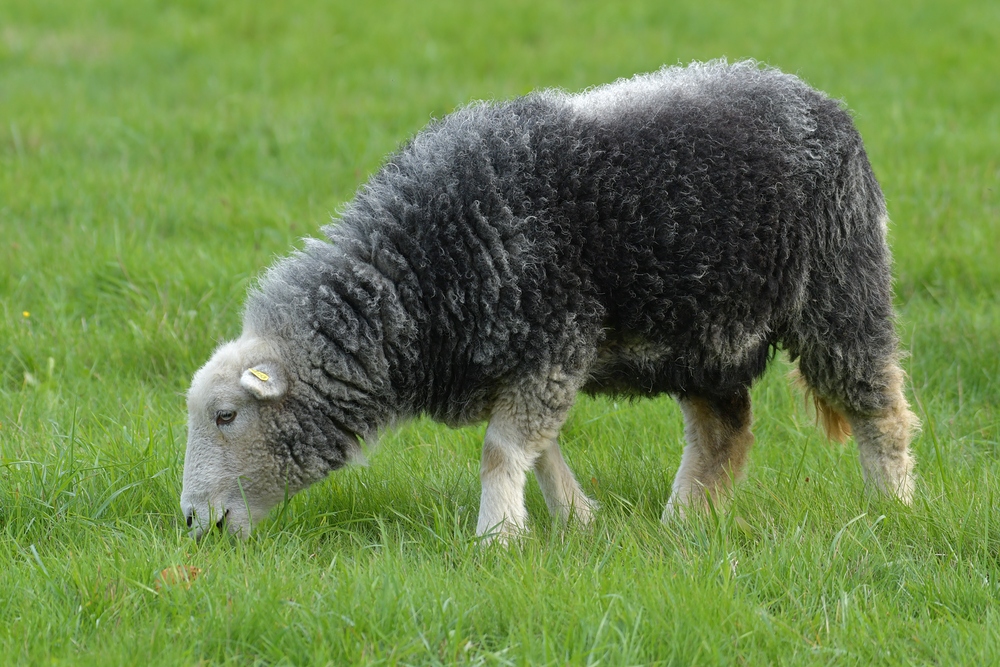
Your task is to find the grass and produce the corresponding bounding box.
[1,0,998,664]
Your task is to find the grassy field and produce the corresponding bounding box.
[2,0,998,663]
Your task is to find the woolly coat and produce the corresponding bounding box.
[243,60,895,479]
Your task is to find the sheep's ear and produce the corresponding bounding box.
[240,363,287,401]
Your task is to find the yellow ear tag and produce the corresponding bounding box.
[249,368,270,382]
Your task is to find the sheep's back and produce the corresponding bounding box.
[324,61,882,408]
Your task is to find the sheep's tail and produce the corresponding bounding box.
[788,367,853,444]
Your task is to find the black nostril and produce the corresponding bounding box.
[216,509,230,530]
[186,512,194,528]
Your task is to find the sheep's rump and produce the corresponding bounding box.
[255,60,893,425]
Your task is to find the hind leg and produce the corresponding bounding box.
[797,354,918,503]
[663,387,754,520]
[792,229,919,502]
[837,363,917,502]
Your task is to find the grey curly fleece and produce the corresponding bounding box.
[183,59,918,539]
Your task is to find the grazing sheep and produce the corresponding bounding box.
[181,59,919,541]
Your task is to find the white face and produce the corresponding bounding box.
[180,339,290,539]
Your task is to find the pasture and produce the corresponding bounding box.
[1,0,998,663]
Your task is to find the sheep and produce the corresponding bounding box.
[181,59,919,542]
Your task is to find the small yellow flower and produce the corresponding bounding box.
[23,311,30,318]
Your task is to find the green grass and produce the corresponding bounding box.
[2,0,998,664]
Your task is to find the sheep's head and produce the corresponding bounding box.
[181,337,356,539]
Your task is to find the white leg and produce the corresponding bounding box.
[476,370,580,544]
[476,419,538,543]
[533,439,595,525]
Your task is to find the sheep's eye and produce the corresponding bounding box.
[215,410,237,427]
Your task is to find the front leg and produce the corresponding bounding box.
[476,419,537,543]
[476,375,579,544]
[533,439,596,525]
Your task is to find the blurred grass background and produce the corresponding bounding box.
[1,0,998,664]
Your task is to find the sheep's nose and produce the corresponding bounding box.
[183,504,232,540]
[184,508,208,541]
